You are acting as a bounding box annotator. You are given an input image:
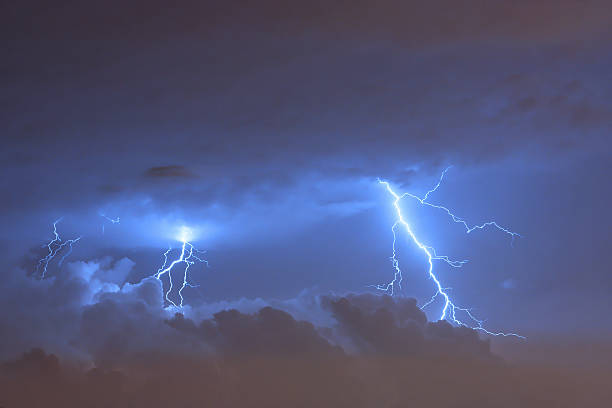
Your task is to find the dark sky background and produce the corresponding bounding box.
[1,1,611,406]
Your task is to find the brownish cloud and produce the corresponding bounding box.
[144,165,197,179]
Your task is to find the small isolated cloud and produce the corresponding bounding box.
[144,165,196,179]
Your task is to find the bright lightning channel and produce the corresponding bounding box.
[153,226,208,308]
[36,218,81,279]
[377,167,524,338]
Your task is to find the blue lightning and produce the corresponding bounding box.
[153,227,208,308]
[35,218,81,279]
[377,167,524,338]
[100,214,120,234]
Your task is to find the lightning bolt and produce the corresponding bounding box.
[377,167,524,338]
[153,235,208,308]
[35,218,81,279]
[100,214,120,234]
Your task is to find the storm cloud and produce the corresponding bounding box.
[0,265,609,407]
[0,256,491,362]
[1,1,611,406]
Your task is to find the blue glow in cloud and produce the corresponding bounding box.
[153,226,208,308]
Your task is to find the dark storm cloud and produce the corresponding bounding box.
[3,1,610,59]
[1,2,612,405]
[144,165,196,179]
[1,347,607,408]
[1,297,610,407]
[0,257,490,362]
[0,0,608,321]
[0,247,493,362]
[164,293,493,358]
[322,294,490,356]
[166,307,341,356]
[0,258,168,361]
[2,0,610,215]
[0,256,610,406]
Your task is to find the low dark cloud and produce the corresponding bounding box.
[144,165,196,179]
[0,255,492,363]
[0,257,489,361]
[323,294,491,357]
[0,258,610,406]
[1,338,608,407]
[167,307,341,356]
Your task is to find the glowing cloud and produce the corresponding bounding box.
[153,226,208,308]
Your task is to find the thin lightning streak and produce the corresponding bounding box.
[376,168,524,338]
[153,237,208,308]
[398,167,520,242]
[100,214,120,234]
[422,165,452,202]
[36,218,81,278]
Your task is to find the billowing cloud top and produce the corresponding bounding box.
[1,257,609,407]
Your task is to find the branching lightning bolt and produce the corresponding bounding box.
[153,233,208,308]
[35,218,81,278]
[100,214,120,234]
[376,167,524,338]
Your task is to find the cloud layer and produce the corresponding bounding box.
[1,257,609,407]
[0,257,492,362]
[2,2,611,405]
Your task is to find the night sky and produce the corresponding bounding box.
[1,1,611,406]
